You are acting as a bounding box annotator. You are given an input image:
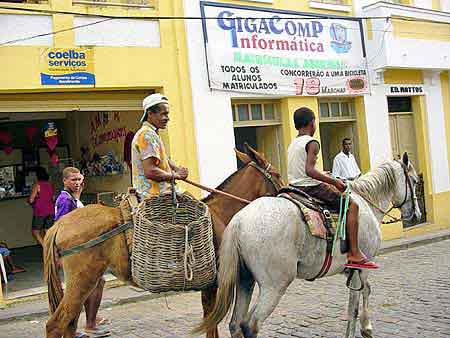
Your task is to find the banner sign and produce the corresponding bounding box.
[201,3,369,96]
[40,48,95,85]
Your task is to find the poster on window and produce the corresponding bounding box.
[201,3,370,96]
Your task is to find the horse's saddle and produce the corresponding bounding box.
[278,186,338,244]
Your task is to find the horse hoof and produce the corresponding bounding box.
[361,328,374,338]
[229,322,244,338]
[240,321,257,338]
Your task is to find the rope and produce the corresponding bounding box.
[332,186,351,256]
[355,191,401,224]
[183,225,195,282]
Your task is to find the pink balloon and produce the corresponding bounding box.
[45,135,58,151]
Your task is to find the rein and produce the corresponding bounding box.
[183,161,280,204]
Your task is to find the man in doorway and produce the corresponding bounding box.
[55,167,110,338]
[332,138,361,180]
[132,93,188,198]
[287,107,378,269]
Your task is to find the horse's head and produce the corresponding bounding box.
[393,152,422,222]
[234,143,284,199]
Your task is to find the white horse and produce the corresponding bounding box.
[194,154,421,338]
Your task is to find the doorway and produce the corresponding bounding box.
[318,99,359,172]
[231,101,283,173]
[388,96,426,226]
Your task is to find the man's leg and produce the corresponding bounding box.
[345,201,367,263]
[84,277,106,330]
[31,217,45,246]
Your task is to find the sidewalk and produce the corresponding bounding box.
[1,227,449,323]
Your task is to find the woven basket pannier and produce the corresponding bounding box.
[131,193,216,293]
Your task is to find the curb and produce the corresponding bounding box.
[379,229,450,255]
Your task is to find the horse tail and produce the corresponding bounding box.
[43,223,64,314]
[192,217,242,334]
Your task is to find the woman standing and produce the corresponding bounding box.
[28,167,54,246]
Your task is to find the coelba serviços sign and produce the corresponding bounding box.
[40,48,95,86]
[201,3,369,96]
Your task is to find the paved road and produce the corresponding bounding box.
[2,240,450,338]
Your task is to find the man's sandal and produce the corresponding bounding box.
[83,327,111,338]
[75,332,89,338]
[345,258,379,269]
[96,318,110,326]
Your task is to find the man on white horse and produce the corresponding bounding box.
[287,107,378,269]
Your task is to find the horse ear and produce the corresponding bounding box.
[244,142,266,167]
[234,148,252,164]
[402,152,409,166]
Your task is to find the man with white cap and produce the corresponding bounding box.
[131,93,188,198]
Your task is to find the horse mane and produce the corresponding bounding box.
[201,166,245,203]
[349,161,398,203]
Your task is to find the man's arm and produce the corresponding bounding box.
[142,157,187,182]
[305,141,346,191]
[168,159,189,179]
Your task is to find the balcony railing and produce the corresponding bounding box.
[72,0,155,8]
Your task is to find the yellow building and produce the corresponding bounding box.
[0,0,199,299]
[0,0,449,299]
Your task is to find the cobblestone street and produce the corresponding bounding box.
[1,240,449,338]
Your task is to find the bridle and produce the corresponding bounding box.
[357,160,417,224]
[389,161,417,222]
[248,161,282,194]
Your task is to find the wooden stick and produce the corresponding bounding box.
[183,179,251,204]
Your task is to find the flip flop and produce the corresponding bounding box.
[11,266,25,274]
[83,327,111,338]
[75,332,89,338]
[345,258,379,270]
[96,318,110,326]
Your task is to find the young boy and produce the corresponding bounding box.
[55,167,111,337]
[287,107,378,269]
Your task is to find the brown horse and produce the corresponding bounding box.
[43,145,283,338]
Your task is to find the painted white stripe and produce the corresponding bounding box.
[423,71,450,193]
[184,0,237,190]
[363,80,393,168]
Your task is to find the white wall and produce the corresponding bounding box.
[442,0,450,12]
[413,0,433,9]
[184,0,238,189]
[74,17,160,47]
[360,1,450,70]
[423,71,450,193]
[0,14,53,46]
[363,73,393,167]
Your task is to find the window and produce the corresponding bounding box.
[251,104,263,120]
[237,104,250,121]
[232,102,280,126]
[319,100,356,121]
[388,97,412,113]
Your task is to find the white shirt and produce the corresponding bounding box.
[288,135,321,187]
[332,152,361,180]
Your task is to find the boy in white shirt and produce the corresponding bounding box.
[287,107,378,269]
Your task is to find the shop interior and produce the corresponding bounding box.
[0,109,138,298]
